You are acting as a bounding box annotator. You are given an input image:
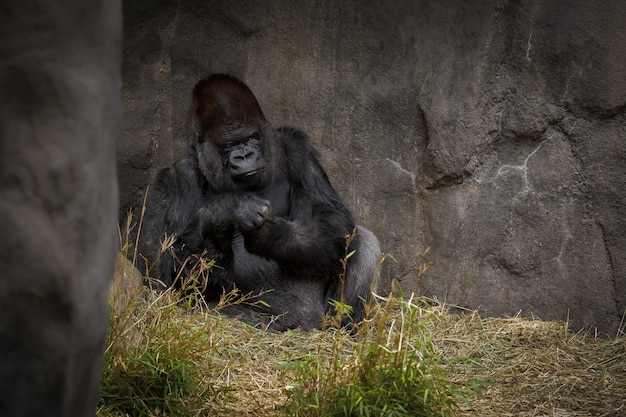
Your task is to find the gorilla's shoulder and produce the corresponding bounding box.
[275,126,328,184]
[154,156,202,188]
[276,126,310,144]
[276,126,319,158]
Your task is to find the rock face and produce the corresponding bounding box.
[119,0,626,336]
[0,2,121,415]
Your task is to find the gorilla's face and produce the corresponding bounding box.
[218,129,266,186]
[192,74,278,192]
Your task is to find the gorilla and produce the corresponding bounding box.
[140,74,380,331]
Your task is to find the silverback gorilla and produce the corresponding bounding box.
[140,74,380,331]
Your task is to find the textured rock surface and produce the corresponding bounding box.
[0,2,121,415]
[119,0,625,336]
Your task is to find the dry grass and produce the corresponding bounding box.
[215,305,626,417]
[439,311,626,417]
[101,256,626,416]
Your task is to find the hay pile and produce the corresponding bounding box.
[103,255,625,416]
[164,303,625,417]
[433,311,625,417]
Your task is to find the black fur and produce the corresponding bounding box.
[140,74,380,331]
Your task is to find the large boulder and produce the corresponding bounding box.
[118,0,625,336]
[0,2,121,415]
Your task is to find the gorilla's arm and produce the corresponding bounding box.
[142,157,273,286]
[140,159,207,286]
[242,128,356,276]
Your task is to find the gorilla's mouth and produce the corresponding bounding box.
[234,168,264,182]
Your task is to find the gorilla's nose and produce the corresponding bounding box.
[229,145,265,177]
[233,149,255,161]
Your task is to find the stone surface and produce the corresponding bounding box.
[119,0,625,336]
[0,2,122,415]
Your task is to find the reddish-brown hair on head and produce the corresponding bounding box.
[192,74,266,141]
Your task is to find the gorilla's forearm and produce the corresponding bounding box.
[199,192,270,237]
[242,217,347,274]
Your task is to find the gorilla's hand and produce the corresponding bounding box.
[234,195,271,231]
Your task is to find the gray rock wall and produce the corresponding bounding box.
[119,0,626,336]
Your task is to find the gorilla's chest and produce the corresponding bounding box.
[258,176,291,218]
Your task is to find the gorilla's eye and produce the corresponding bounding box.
[219,133,260,154]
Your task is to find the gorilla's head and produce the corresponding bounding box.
[191,74,279,191]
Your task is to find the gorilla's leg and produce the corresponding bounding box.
[218,230,327,331]
[218,228,380,331]
[217,279,328,332]
[332,225,381,326]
